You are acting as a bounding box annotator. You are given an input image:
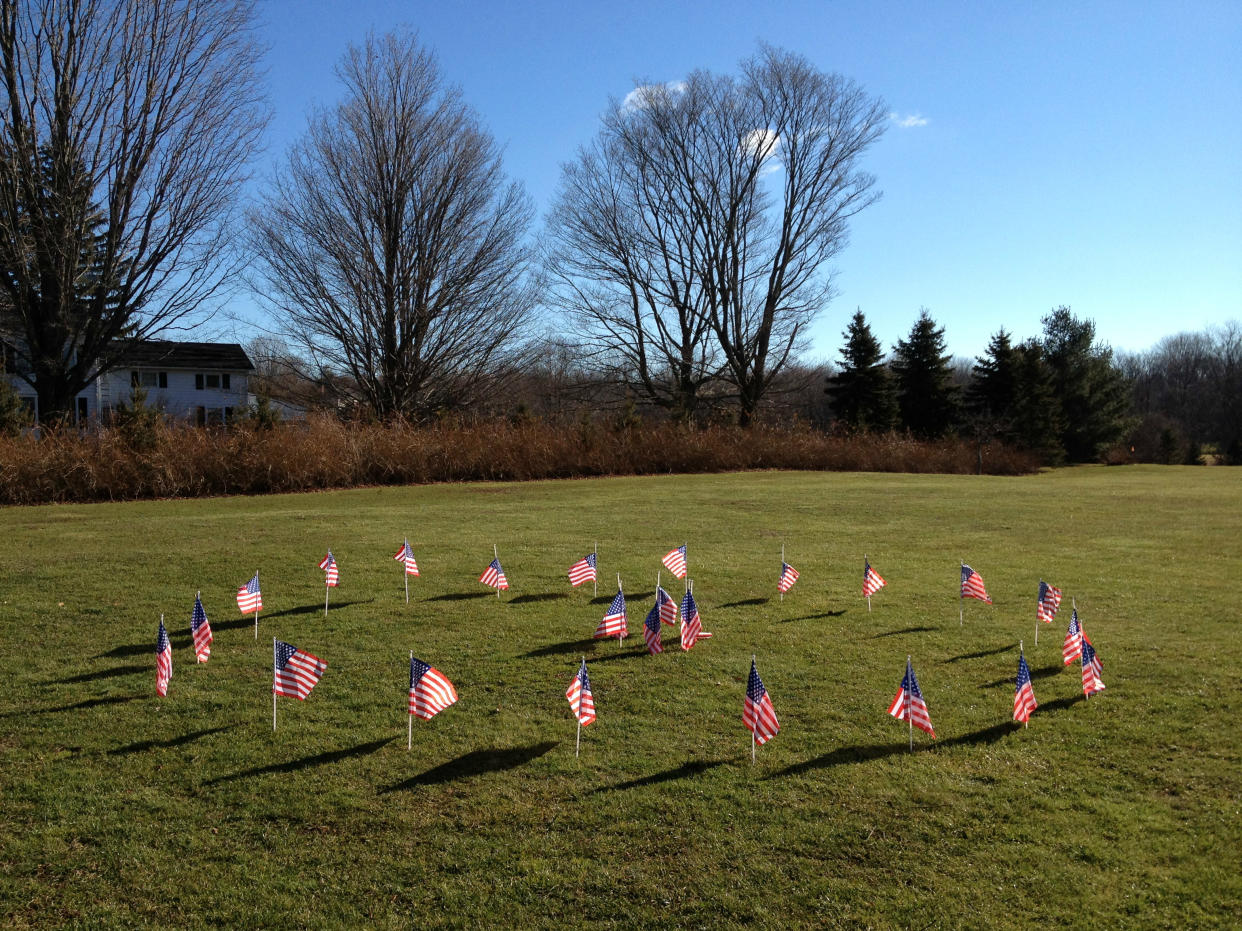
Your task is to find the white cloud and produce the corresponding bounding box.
[621,80,687,112]
[890,112,929,128]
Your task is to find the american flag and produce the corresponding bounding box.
[662,544,687,579]
[319,551,339,587]
[778,562,800,594]
[960,564,992,604]
[1063,609,1082,664]
[568,552,597,587]
[237,572,262,615]
[863,559,886,597]
[656,586,678,625]
[155,617,172,697]
[887,659,935,737]
[408,657,458,720]
[1013,653,1037,723]
[566,659,596,726]
[191,593,212,663]
[393,540,419,576]
[1081,638,1105,696]
[273,639,326,700]
[595,589,627,639]
[1037,580,1062,624]
[479,558,509,590]
[680,588,711,650]
[642,601,664,654]
[743,658,780,745]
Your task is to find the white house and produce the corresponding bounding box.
[3,339,254,425]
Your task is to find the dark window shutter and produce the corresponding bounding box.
[195,373,204,390]
[158,372,167,388]
[222,373,231,390]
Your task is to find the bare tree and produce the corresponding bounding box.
[249,31,535,422]
[0,0,267,420]
[545,45,886,425]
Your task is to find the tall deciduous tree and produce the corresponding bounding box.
[891,309,959,438]
[0,0,267,421]
[825,308,895,431]
[250,31,535,421]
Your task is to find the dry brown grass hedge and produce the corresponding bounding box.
[0,415,1039,505]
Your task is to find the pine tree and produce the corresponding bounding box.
[891,309,959,438]
[967,329,1018,423]
[825,309,896,431]
[1010,339,1065,463]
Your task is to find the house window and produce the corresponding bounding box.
[131,371,167,388]
[222,373,231,390]
[196,373,223,390]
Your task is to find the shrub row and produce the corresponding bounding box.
[0,416,1040,505]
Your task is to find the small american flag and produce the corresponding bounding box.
[1037,581,1062,624]
[155,617,172,697]
[595,588,627,639]
[863,559,886,598]
[479,558,509,590]
[743,658,780,745]
[237,572,262,614]
[273,640,326,700]
[394,540,419,576]
[662,544,687,579]
[408,657,458,720]
[888,659,935,737]
[566,659,596,726]
[190,593,212,663]
[1081,638,1105,696]
[1013,653,1037,723]
[642,601,663,654]
[568,552,597,587]
[778,562,800,594]
[960,564,992,604]
[656,586,678,626]
[1063,609,1082,664]
[319,551,339,587]
[680,588,711,650]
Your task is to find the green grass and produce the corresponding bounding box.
[1,467,1239,928]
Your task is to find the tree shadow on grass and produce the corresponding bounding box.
[261,599,374,620]
[720,598,769,609]
[109,725,236,756]
[509,593,569,605]
[53,664,148,685]
[943,642,1019,664]
[871,626,937,638]
[379,741,558,793]
[772,742,913,777]
[426,592,494,602]
[978,662,1064,690]
[205,737,396,786]
[595,758,730,793]
[782,610,846,622]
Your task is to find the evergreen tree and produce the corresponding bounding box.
[891,309,959,438]
[1010,338,1065,463]
[967,329,1018,424]
[825,308,896,431]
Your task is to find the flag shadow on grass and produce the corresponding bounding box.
[782,610,846,622]
[379,742,558,793]
[772,742,912,777]
[427,592,495,602]
[943,642,1020,664]
[720,598,769,608]
[590,591,654,605]
[978,662,1063,690]
[205,737,396,786]
[109,725,236,756]
[53,664,148,685]
[99,638,191,659]
[261,599,375,620]
[509,593,569,605]
[2,694,136,717]
[595,758,730,793]
[871,626,937,638]
[521,637,599,659]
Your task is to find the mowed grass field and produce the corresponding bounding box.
[1,466,1239,929]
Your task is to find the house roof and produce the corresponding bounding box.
[117,340,254,371]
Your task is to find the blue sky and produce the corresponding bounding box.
[247,0,1242,362]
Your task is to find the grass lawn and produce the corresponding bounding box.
[1,466,1239,928]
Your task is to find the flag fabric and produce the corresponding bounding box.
[680,588,705,651]
[566,659,596,726]
[1013,653,1037,723]
[595,589,627,639]
[568,552,597,587]
[319,551,339,587]
[1037,581,1062,624]
[863,559,886,598]
[1081,638,1105,696]
[393,540,419,576]
[743,658,780,745]
[408,657,458,720]
[479,558,509,590]
[155,618,172,697]
[656,586,678,626]
[642,602,664,654]
[190,593,212,663]
[273,640,326,700]
[778,562,800,594]
[662,544,687,579]
[887,659,935,737]
[237,572,262,614]
[960,564,992,604]
[1063,609,1082,664]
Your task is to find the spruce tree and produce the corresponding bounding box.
[1010,339,1065,463]
[891,309,959,438]
[825,309,896,431]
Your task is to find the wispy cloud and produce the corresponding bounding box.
[622,80,687,112]
[890,112,929,129]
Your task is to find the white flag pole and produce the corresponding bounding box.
[324,577,330,617]
[575,656,584,757]
[617,573,623,647]
[404,540,410,605]
[1075,597,1088,701]
[959,563,964,626]
[751,653,757,764]
[408,650,413,750]
[272,637,278,731]
[780,543,785,603]
[1020,640,1027,728]
[907,655,913,752]
[254,570,260,640]
[1035,580,1041,647]
[494,544,501,599]
[593,542,598,598]
[866,555,872,613]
